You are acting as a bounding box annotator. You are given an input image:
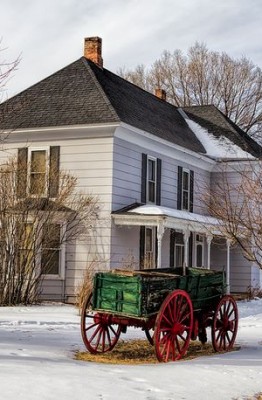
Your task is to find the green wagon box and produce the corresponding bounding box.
[92,267,226,318]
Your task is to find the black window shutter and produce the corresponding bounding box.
[139,226,145,269]
[169,229,175,267]
[177,166,183,210]
[156,158,162,206]
[49,146,60,198]
[141,153,147,203]
[190,170,194,213]
[17,148,28,198]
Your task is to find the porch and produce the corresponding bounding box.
[112,204,232,293]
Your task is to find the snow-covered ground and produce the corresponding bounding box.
[0,299,262,400]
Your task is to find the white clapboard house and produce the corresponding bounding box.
[0,37,261,302]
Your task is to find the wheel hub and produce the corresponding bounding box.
[171,322,185,336]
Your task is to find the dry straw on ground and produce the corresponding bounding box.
[76,339,239,365]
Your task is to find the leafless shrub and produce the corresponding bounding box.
[0,156,99,305]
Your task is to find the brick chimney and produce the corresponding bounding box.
[155,88,166,101]
[84,37,103,68]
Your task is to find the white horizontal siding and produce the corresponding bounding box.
[0,135,115,301]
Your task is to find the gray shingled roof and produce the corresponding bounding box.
[183,105,262,158]
[0,57,205,153]
[0,58,261,157]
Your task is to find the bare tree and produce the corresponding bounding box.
[0,156,99,305]
[204,161,262,270]
[0,40,20,102]
[118,42,262,137]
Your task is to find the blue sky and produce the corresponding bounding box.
[1,0,262,97]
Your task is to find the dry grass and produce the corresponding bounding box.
[233,393,262,400]
[75,339,239,365]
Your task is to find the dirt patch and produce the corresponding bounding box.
[76,339,239,364]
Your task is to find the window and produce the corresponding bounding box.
[18,223,34,274]
[174,232,184,267]
[29,149,48,195]
[177,166,194,212]
[144,227,156,269]
[195,234,204,268]
[17,146,60,198]
[182,169,190,210]
[41,223,61,275]
[9,221,65,279]
[140,226,156,269]
[141,154,162,205]
[147,158,156,203]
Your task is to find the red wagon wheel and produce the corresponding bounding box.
[81,293,122,354]
[154,290,193,362]
[211,295,238,352]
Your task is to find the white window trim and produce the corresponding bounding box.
[146,156,157,204]
[28,146,50,197]
[41,222,66,280]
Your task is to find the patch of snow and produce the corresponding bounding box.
[186,118,254,159]
[0,300,262,400]
[130,204,219,225]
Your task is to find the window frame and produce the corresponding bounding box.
[40,222,66,279]
[177,166,194,212]
[28,146,50,197]
[182,168,190,211]
[146,156,157,204]
[174,232,185,268]
[18,222,35,275]
[195,233,204,268]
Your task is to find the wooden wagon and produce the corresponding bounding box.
[81,267,238,362]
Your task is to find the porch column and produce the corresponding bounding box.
[157,223,165,268]
[226,239,231,294]
[206,234,213,270]
[183,229,190,275]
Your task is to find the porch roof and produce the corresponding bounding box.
[112,204,221,235]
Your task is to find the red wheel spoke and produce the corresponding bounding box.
[165,339,171,362]
[227,308,235,319]
[175,337,181,354]
[103,329,107,352]
[105,326,111,347]
[225,301,231,316]
[108,325,118,336]
[89,324,101,343]
[167,302,175,324]
[162,312,172,326]
[85,322,99,332]
[180,311,191,323]
[177,333,186,342]
[225,331,231,343]
[174,296,182,320]
[170,339,176,360]
[94,327,103,350]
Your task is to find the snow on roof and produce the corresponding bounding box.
[129,204,219,226]
[185,118,254,160]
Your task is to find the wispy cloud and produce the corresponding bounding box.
[1,0,262,97]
